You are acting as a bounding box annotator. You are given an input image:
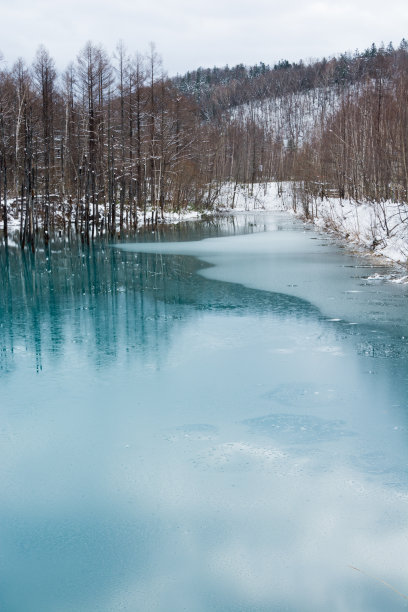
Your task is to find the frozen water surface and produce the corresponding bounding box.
[0,212,407,611]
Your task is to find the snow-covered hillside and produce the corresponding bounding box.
[229,88,341,147]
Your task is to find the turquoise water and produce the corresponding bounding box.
[1,212,407,611]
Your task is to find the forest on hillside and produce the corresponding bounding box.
[1,39,408,247]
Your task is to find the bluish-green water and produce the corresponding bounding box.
[1,212,408,611]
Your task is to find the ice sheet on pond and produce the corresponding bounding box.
[1,212,408,612]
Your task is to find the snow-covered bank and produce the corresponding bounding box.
[152,209,202,224]
[3,183,408,275]
[214,182,408,272]
[1,200,203,235]
[307,197,408,265]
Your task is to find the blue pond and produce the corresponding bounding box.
[1,212,407,611]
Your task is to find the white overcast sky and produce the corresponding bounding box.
[0,0,407,75]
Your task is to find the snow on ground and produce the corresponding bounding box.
[2,200,202,233]
[152,209,202,224]
[311,196,408,266]
[214,182,286,212]
[4,211,20,231]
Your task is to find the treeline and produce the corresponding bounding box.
[0,42,248,247]
[1,38,408,247]
[179,38,408,221]
[291,43,408,217]
[173,41,407,118]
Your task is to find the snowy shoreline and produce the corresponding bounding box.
[213,182,408,275]
[2,182,408,279]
